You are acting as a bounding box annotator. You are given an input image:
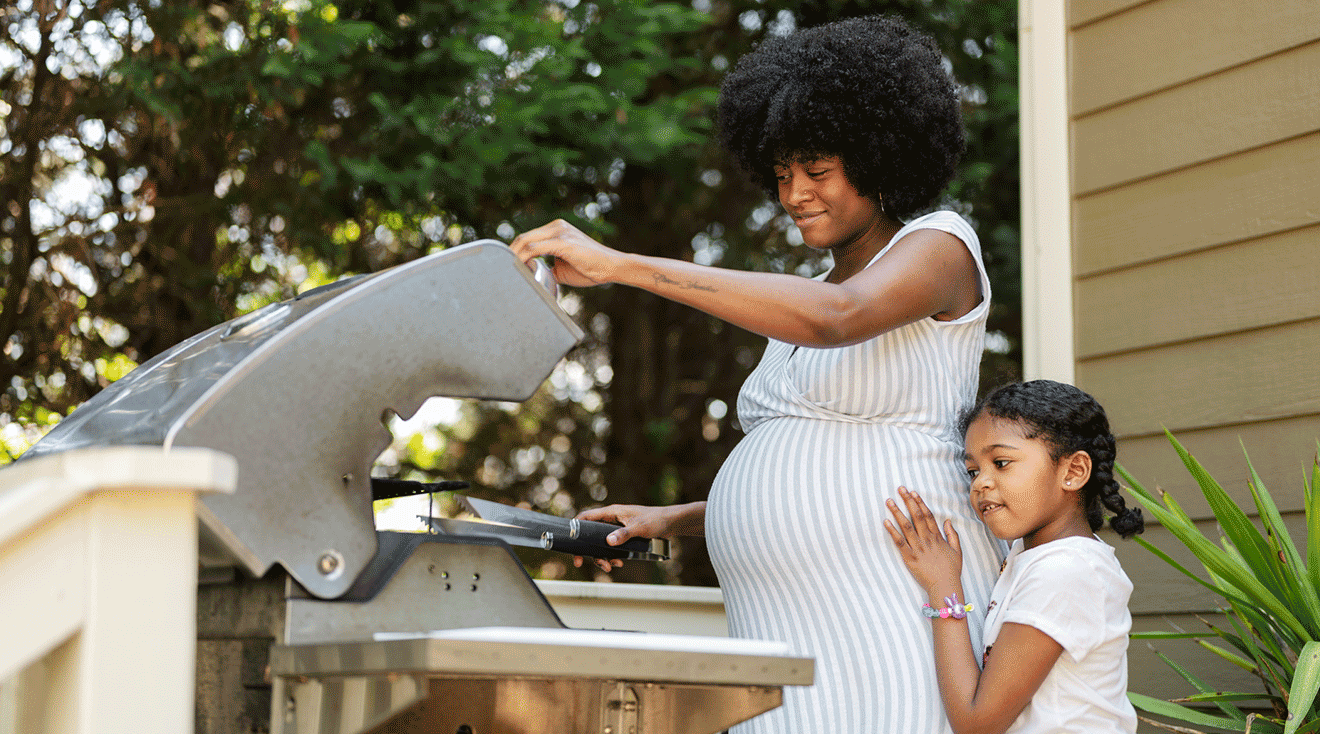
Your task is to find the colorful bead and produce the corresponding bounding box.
[921,592,974,620]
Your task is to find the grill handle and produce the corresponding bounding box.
[530,258,559,299]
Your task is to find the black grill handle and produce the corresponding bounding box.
[370,477,470,501]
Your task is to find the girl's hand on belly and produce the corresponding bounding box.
[883,486,964,595]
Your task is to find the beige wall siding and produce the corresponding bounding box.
[1069,0,1320,503]
[1076,224,1320,359]
[1070,0,1320,116]
[1077,318,1320,436]
[1068,0,1150,28]
[1062,0,1320,722]
[1073,131,1320,276]
[1072,39,1320,195]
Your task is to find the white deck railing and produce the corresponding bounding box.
[0,447,235,734]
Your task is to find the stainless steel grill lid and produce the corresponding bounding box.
[24,241,582,599]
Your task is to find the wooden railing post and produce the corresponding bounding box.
[0,447,236,734]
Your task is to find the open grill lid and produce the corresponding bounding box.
[24,241,582,599]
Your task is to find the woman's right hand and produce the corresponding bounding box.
[509,219,629,288]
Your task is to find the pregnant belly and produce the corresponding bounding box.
[706,416,971,577]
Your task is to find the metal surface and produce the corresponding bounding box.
[271,628,812,688]
[275,677,786,734]
[530,258,559,299]
[271,673,428,734]
[19,278,365,458]
[270,629,812,734]
[23,241,581,599]
[285,533,563,645]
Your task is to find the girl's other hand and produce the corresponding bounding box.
[884,486,964,592]
[509,219,625,288]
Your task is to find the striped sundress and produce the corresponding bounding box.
[706,211,1008,733]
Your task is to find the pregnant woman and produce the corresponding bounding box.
[511,15,1006,733]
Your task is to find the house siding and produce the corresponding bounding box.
[1063,0,1320,715]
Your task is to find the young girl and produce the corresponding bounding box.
[884,379,1145,734]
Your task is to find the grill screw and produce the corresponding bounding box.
[318,552,340,575]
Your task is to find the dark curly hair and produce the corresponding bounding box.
[716,15,965,219]
[959,380,1145,539]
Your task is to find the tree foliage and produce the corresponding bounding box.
[1,0,1018,585]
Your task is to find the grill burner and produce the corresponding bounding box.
[22,241,812,734]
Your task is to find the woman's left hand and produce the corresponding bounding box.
[884,486,963,593]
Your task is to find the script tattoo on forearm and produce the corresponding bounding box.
[652,272,717,292]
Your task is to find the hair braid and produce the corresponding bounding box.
[1082,429,1143,537]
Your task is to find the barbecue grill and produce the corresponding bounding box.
[21,241,812,734]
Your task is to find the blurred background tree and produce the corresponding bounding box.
[0,0,1018,585]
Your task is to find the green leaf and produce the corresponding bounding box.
[1199,640,1261,673]
[1222,605,1292,682]
[261,54,295,78]
[1250,714,1291,734]
[1130,533,1256,610]
[1129,692,1249,729]
[1134,631,1214,640]
[1308,450,1320,605]
[1117,463,1155,502]
[333,20,381,44]
[1138,487,1309,640]
[1244,446,1320,637]
[1178,692,1281,703]
[1154,646,1248,720]
[1166,431,1291,602]
[1285,642,1320,734]
[1252,718,1289,734]
[1228,601,1297,682]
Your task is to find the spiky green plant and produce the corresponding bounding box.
[1121,433,1320,734]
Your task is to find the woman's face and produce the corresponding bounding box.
[774,156,885,251]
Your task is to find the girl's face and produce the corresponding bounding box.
[963,414,1092,549]
[774,156,886,252]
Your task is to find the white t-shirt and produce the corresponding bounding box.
[983,536,1137,734]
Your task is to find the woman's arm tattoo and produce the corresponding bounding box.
[653,272,717,292]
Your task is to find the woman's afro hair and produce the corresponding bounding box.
[716,15,965,219]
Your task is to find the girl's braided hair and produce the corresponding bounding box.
[959,380,1144,538]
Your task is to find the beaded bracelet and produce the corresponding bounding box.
[922,593,974,620]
